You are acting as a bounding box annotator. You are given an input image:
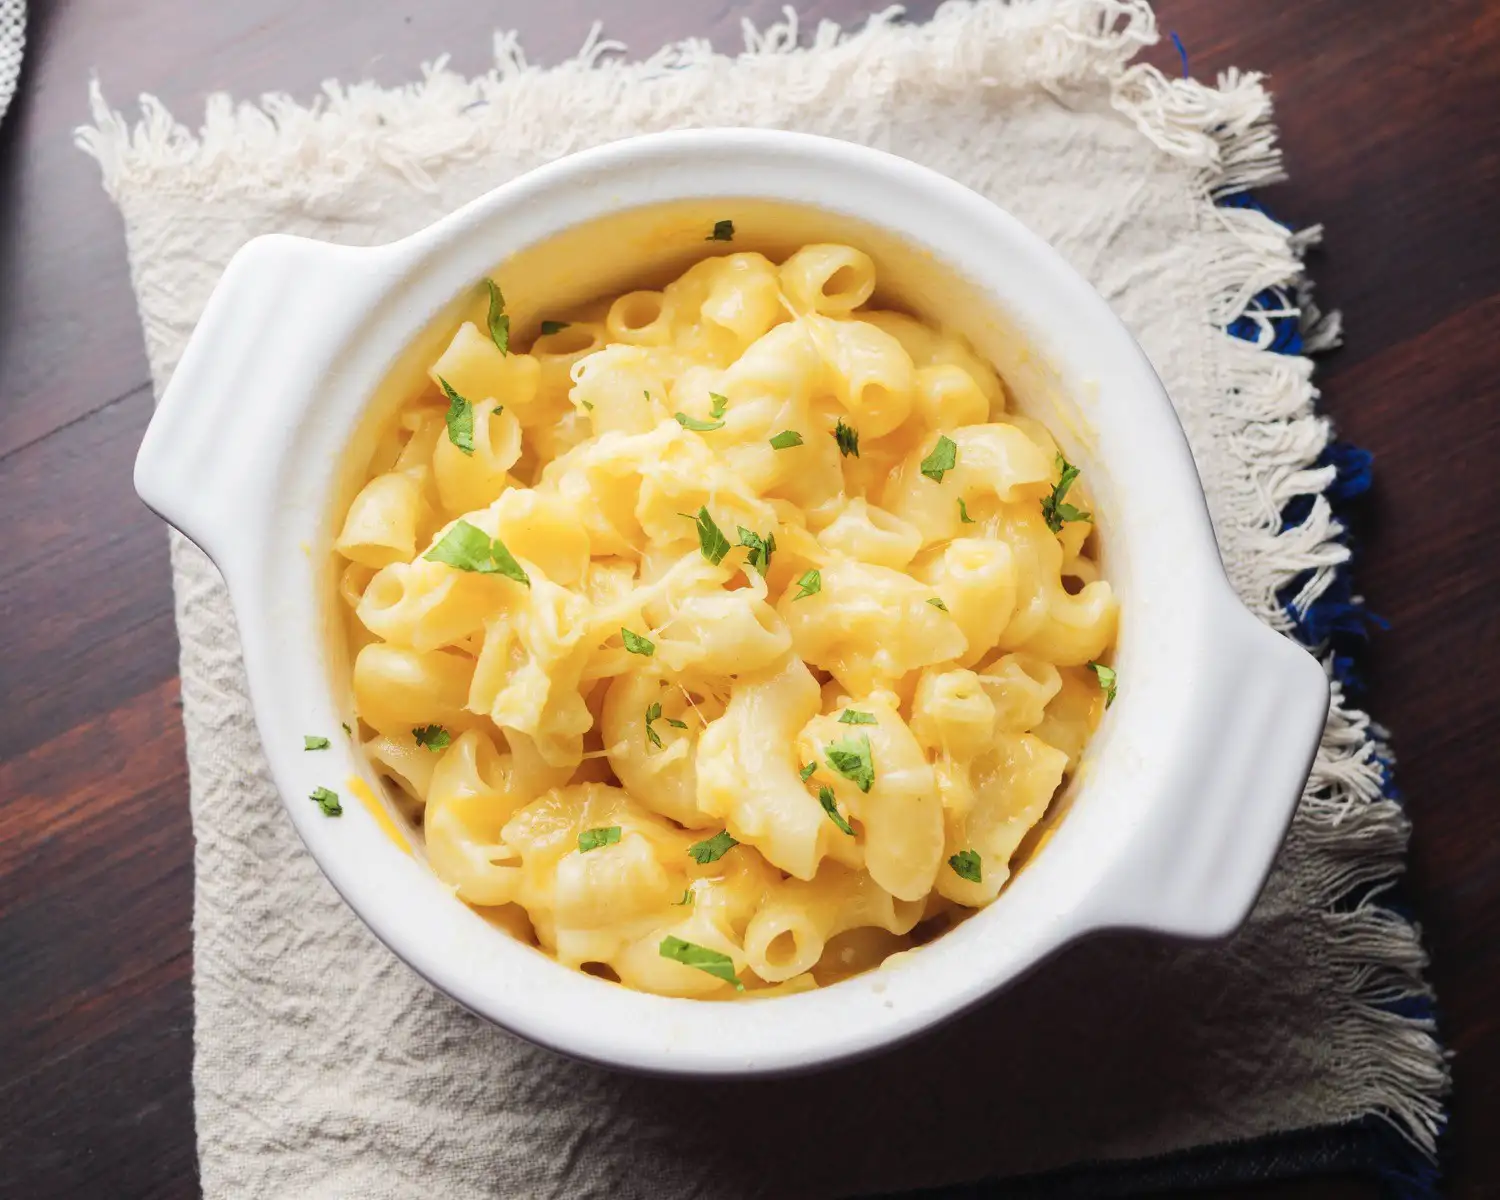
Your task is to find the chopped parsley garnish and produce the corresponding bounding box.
[1041,453,1092,533]
[769,429,803,450]
[309,787,342,817]
[920,434,958,482]
[673,888,694,906]
[1088,661,1118,708]
[621,628,655,656]
[341,722,352,736]
[799,761,818,782]
[437,376,475,456]
[484,278,510,355]
[578,826,622,853]
[581,400,594,411]
[737,527,776,575]
[948,849,982,882]
[684,506,732,565]
[675,412,725,432]
[303,735,330,751]
[927,597,949,611]
[412,724,451,751]
[644,701,678,749]
[539,320,570,335]
[825,733,875,793]
[832,419,860,458]
[688,830,738,864]
[838,709,877,725]
[659,935,742,989]
[793,569,821,600]
[709,393,729,419]
[425,520,530,585]
[958,497,975,524]
[818,785,855,836]
[707,219,735,242]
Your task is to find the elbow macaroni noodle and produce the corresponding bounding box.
[334,236,1117,998]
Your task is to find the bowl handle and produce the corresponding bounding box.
[1083,598,1331,940]
[133,234,383,573]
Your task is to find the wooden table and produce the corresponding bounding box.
[1,2,1494,1196]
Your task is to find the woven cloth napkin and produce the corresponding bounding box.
[79,3,1447,1196]
[0,0,25,124]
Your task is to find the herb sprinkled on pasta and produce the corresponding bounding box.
[1088,661,1118,707]
[948,849,982,883]
[578,826,622,853]
[1041,453,1092,533]
[659,935,742,988]
[483,279,509,355]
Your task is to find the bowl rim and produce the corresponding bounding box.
[136,128,1328,1076]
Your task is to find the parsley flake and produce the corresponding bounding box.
[665,717,688,729]
[769,429,803,450]
[645,701,672,749]
[539,320,570,335]
[793,569,822,600]
[920,434,958,482]
[707,219,735,242]
[709,393,729,419]
[659,935,742,989]
[424,520,530,585]
[484,278,510,355]
[832,419,860,458]
[581,400,594,411]
[437,376,475,456]
[309,786,342,817]
[818,785,855,836]
[303,735,330,751]
[838,709,877,725]
[1088,661,1118,708]
[578,826,622,853]
[825,733,875,793]
[948,849,982,883]
[341,722,352,736]
[675,412,726,432]
[673,888,694,906]
[688,830,738,864]
[799,761,818,782]
[927,597,949,611]
[684,506,732,565]
[1041,453,1092,533]
[622,628,655,656]
[412,724,451,752]
[737,527,777,575]
[958,497,976,524]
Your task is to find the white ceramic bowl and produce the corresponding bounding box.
[135,129,1329,1076]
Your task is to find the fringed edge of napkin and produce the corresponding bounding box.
[74,0,1449,1185]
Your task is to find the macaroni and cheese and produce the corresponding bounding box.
[332,232,1118,998]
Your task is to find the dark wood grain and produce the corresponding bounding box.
[0,1,1495,1197]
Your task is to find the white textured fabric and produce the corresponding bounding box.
[0,0,24,124]
[78,3,1446,1197]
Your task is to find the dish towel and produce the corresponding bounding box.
[0,0,24,124]
[78,3,1449,1197]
